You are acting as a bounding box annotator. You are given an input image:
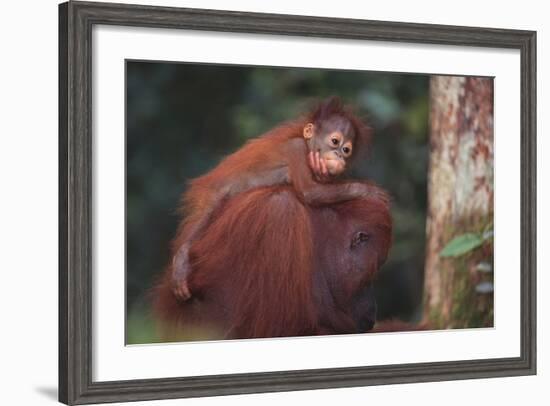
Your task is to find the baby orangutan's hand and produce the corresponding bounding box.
[308,151,331,183]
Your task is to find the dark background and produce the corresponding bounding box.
[126,61,429,343]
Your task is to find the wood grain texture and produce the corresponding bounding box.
[58,1,537,404]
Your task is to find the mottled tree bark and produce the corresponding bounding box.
[424,76,494,328]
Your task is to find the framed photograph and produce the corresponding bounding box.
[59,1,536,404]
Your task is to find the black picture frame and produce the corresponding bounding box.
[59,1,537,404]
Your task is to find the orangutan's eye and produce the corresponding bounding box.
[351,231,370,248]
[331,138,339,145]
[342,142,353,156]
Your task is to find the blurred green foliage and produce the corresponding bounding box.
[126,61,429,343]
[430,218,494,329]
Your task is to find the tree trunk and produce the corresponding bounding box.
[424,76,494,329]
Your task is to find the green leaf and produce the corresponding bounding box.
[440,233,483,258]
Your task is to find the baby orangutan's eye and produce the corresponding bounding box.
[342,142,353,156]
[331,138,339,145]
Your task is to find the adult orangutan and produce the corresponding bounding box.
[153,183,392,340]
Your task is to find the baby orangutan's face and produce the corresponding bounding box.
[303,116,355,177]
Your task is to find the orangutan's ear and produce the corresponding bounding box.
[303,123,315,140]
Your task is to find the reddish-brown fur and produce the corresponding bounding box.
[370,320,429,333]
[175,98,371,242]
[153,184,392,340]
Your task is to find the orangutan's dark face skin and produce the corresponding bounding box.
[311,200,392,333]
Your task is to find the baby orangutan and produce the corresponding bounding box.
[171,96,384,301]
